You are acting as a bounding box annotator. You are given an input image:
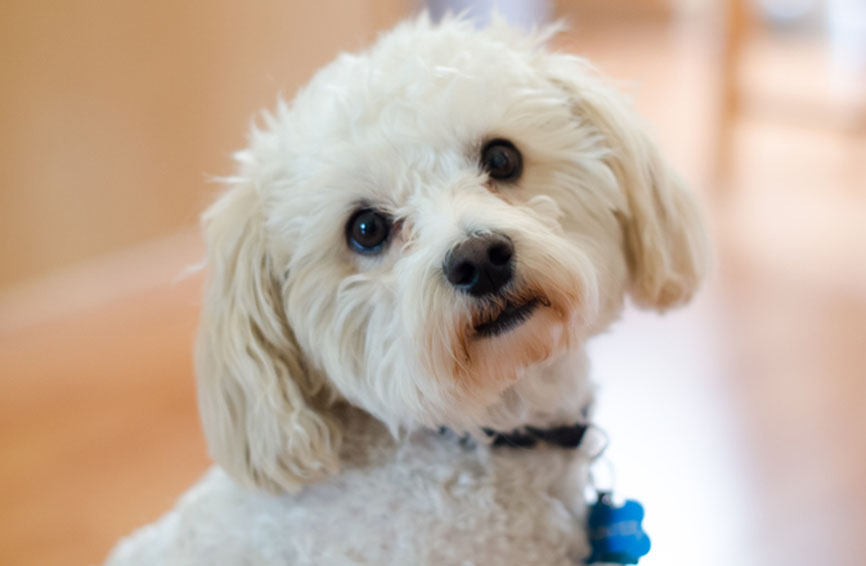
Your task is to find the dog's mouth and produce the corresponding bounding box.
[473,297,540,338]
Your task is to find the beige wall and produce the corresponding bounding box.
[0,0,408,290]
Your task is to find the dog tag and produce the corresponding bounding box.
[585,492,650,564]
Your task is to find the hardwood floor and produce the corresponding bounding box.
[1,14,864,566]
[0,233,209,566]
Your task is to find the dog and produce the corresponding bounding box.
[107,14,706,566]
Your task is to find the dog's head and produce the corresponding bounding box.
[196,16,707,492]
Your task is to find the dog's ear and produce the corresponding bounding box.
[547,56,708,310]
[195,180,340,493]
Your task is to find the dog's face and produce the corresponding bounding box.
[196,17,707,492]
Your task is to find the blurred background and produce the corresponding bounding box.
[1,1,864,565]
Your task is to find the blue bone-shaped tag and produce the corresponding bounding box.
[586,493,651,564]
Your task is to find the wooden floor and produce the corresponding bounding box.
[1,17,865,566]
[0,234,209,566]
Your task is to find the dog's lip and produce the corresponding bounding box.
[473,297,540,338]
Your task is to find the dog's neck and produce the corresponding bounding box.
[331,348,594,463]
[480,348,594,432]
[333,403,590,475]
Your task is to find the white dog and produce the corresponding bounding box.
[107,14,706,566]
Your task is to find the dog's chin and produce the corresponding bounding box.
[460,298,574,392]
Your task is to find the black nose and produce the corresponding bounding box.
[444,233,514,297]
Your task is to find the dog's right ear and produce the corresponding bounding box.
[195,180,340,493]
[544,53,708,311]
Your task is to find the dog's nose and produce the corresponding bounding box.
[444,233,514,297]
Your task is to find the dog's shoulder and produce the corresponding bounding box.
[108,425,590,565]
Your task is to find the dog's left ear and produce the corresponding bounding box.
[546,55,708,311]
[195,180,340,493]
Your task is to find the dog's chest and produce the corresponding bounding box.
[120,426,592,566]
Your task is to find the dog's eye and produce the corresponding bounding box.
[346,209,391,254]
[481,139,522,182]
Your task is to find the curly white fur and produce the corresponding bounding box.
[107,14,706,566]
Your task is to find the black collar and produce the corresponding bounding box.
[440,422,589,450]
[484,422,589,449]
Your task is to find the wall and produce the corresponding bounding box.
[0,0,407,290]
